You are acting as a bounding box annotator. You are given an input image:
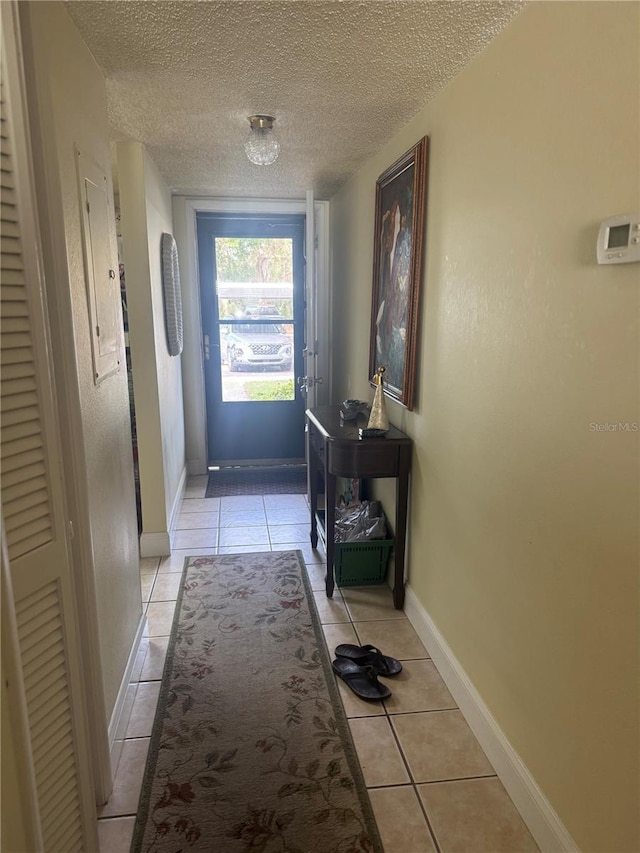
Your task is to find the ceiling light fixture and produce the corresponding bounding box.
[244,114,280,166]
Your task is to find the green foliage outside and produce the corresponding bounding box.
[215,237,294,321]
[243,379,294,401]
[215,237,292,283]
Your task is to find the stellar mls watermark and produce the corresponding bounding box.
[589,421,639,432]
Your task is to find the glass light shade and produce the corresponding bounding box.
[244,115,280,166]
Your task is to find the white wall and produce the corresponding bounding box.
[145,152,187,528]
[172,196,208,476]
[331,3,639,851]
[19,1,142,718]
[118,143,186,553]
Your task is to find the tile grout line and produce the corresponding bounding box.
[381,706,459,717]
[340,586,444,853]
[343,592,516,848]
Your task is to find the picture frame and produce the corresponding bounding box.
[369,136,429,411]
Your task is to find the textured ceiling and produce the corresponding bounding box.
[65,1,523,199]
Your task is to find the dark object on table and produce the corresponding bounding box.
[341,399,369,421]
[359,427,387,438]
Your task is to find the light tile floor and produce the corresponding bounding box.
[97,476,539,853]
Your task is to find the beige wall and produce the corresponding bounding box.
[20,2,142,717]
[118,143,186,549]
[331,3,639,851]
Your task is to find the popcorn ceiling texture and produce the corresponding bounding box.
[65,1,523,199]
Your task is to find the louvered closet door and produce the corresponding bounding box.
[0,6,98,851]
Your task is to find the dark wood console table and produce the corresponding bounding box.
[305,406,412,610]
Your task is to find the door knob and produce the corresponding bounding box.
[297,376,323,390]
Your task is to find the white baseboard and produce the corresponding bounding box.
[139,467,187,557]
[169,465,187,531]
[404,584,579,853]
[107,613,146,751]
[139,531,171,558]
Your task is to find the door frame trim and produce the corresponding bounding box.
[197,211,307,466]
[173,197,330,476]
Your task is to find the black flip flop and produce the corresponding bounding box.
[334,643,403,677]
[331,658,391,701]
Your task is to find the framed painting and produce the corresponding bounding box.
[369,136,429,411]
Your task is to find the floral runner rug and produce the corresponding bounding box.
[131,550,383,853]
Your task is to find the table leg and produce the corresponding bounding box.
[307,427,318,548]
[393,450,410,610]
[325,466,336,599]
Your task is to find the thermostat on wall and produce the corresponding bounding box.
[597,213,640,264]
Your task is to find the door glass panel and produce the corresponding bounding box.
[215,237,295,403]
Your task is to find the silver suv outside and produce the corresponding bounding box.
[223,312,292,371]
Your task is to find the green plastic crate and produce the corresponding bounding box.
[334,537,394,587]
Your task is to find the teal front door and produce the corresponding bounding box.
[197,212,306,465]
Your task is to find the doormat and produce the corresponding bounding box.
[131,550,383,852]
[205,466,307,497]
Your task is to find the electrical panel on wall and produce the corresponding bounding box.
[76,149,122,383]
